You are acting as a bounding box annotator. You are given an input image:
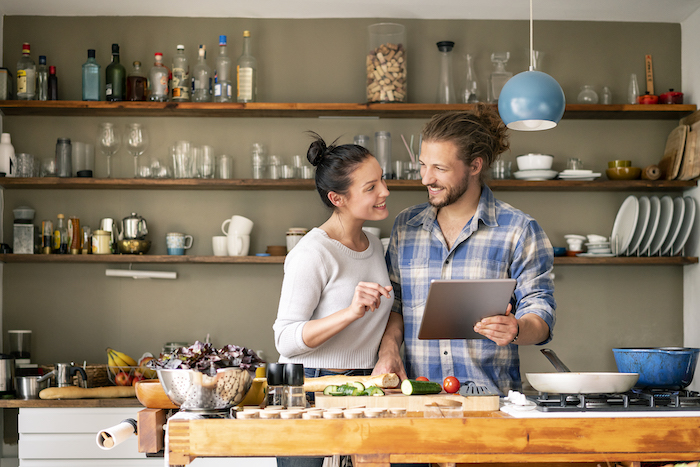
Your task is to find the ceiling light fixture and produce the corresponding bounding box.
[498,0,566,131]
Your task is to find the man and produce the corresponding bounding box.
[373,106,556,395]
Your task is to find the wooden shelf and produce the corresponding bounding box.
[1,254,695,265]
[0,100,696,119]
[0,254,286,264]
[0,397,142,408]
[0,177,695,191]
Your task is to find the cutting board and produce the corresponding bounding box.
[314,389,499,412]
[678,123,700,181]
[658,125,688,180]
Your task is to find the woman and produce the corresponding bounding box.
[273,133,393,467]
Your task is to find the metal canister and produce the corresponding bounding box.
[55,138,72,178]
[67,216,81,254]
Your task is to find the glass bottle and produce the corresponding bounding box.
[577,85,599,104]
[16,42,36,100]
[435,41,456,104]
[628,73,640,104]
[53,214,68,254]
[105,43,126,101]
[374,131,392,179]
[55,138,72,177]
[47,66,58,100]
[214,35,233,102]
[148,53,169,102]
[126,61,147,101]
[236,30,257,103]
[461,53,479,104]
[601,86,612,105]
[488,52,512,103]
[37,55,48,101]
[171,45,190,102]
[82,49,101,101]
[191,45,211,102]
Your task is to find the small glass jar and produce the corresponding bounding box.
[367,23,406,103]
[283,363,306,408]
[55,138,72,178]
[577,85,599,104]
[266,363,285,407]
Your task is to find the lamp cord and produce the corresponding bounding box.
[529,0,534,71]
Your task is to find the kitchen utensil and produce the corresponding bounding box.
[658,125,687,180]
[117,238,151,254]
[526,348,639,394]
[610,195,639,255]
[212,236,228,256]
[121,213,148,240]
[608,160,631,168]
[678,124,700,181]
[659,89,683,104]
[649,195,674,255]
[16,375,49,399]
[156,367,254,411]
[458,381,493,396]
[612,347,700,389]
[513,169,557,180]
[0,355,15,395]
[134,379,178,409]
[659,196,685,255]
[671,197,696,255]
[645,54,655,95]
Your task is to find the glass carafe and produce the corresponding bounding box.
[461,53,479,103]
[435,41,456,104]
[488,52,512,103]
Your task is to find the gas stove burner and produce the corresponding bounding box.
[529,389,700,412]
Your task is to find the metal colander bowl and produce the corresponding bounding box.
[156,367,254,411]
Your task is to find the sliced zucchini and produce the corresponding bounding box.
[323,385,338,395]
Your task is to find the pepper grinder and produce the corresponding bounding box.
[283,363,306,408]
[265,363,284,407]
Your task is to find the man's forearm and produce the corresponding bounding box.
[378,311,404,357]
[514,313,550,345]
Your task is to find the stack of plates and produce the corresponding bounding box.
[578,240,613,257]
[513,169,558,181]
[558,169,602,181]
[610,195,696,256]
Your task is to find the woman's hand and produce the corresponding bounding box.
[348,282,393,319]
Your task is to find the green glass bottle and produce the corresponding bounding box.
[105,43,126,101]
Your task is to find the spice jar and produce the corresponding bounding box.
[366,23,406,103]
[266,363,285,407]
[283,363,306,408]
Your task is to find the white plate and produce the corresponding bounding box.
[638,196,660,256]
[660,197,686,255]
[649,195,674,256]
[610,195,639,255]
[559,169,594,175]
[513,170,558,180]
[672,197,696,256]
[576,252,616,257]
[627,196,650,255]
[558,173,602,178]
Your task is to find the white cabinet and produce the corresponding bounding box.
[17,407,275,467]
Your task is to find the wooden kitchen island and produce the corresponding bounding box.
[139,409,700,466]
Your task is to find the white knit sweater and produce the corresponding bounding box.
[273,228,394,369]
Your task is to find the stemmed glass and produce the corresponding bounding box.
[125,123,149,178]
[97,123,121,178]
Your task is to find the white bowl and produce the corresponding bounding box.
[516,154,553,171]
[587,234,608,244]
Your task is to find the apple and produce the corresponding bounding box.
[138,356,157,379]
[115,371,133,386]
[132,371,145,385]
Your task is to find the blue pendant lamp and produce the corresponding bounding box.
[498,0,566,131]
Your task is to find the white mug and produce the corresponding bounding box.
[222,215,254,236]
[212,236,228,256]
[228,233,250,256]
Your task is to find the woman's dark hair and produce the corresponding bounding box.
[421,104,510,184]
[306,131,372,209]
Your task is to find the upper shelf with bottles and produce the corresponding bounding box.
[0,100,695,119]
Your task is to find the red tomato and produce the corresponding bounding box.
[415,376,429,382]
[443,376,460,393]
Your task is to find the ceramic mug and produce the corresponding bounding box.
[227,233,250,256]
[166,232,193,255]
[212,236,228,256]
[222,215,254,236]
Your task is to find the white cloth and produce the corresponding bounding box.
[273,228,393,369]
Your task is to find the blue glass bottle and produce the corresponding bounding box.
[82,49,100,101]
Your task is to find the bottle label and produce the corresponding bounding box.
[53,230,60,251]
[106,83,113,96]
[237,67,253,100]
[214,83,222,97]
[17,70,27,93]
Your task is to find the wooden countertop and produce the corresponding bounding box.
[0,397,143,408]
[151,410,700,466]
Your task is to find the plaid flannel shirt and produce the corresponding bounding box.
[386,186,556,394]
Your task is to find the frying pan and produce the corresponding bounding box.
[525,349,639,394]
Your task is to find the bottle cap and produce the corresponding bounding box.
[436,41,455,52]
[49,66,56,74]
[219,35,227,46]
[111,44,119,54]
[39,56,46,65]
[375,131,391,137]
[177,44,185,50]
[22,43,30,53]
[133,61,141,67]
[155,53,163,60]
[87,49,96,58]
[0,133,10,144]
[266,363,284,385]
[57,214,65,219]
[284,363,304,386]
[243,30,250,37]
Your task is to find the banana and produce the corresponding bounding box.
[110,348,138,366]
[106,347,137,374]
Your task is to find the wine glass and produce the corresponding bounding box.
[96,122,121,178]
[125,123,149,178]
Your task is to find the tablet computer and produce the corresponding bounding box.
[417,279,516,340]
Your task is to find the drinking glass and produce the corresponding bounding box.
[96,123,121,178]
[125,123,149,178]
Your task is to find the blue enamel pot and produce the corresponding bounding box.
[612,347,700,389]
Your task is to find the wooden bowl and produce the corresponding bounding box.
[606,167,641,180]
[134,379,178,409]
[266,245,287,256]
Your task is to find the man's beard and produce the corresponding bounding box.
[427,176,470,209]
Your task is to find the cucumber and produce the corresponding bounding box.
[350,381,365,391]
[367,386,385,396]
[323,385,338,395]
[401,379,442,395]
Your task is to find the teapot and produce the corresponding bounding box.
[121,213,148,240]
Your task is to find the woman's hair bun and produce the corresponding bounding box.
[307,132,329,166]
